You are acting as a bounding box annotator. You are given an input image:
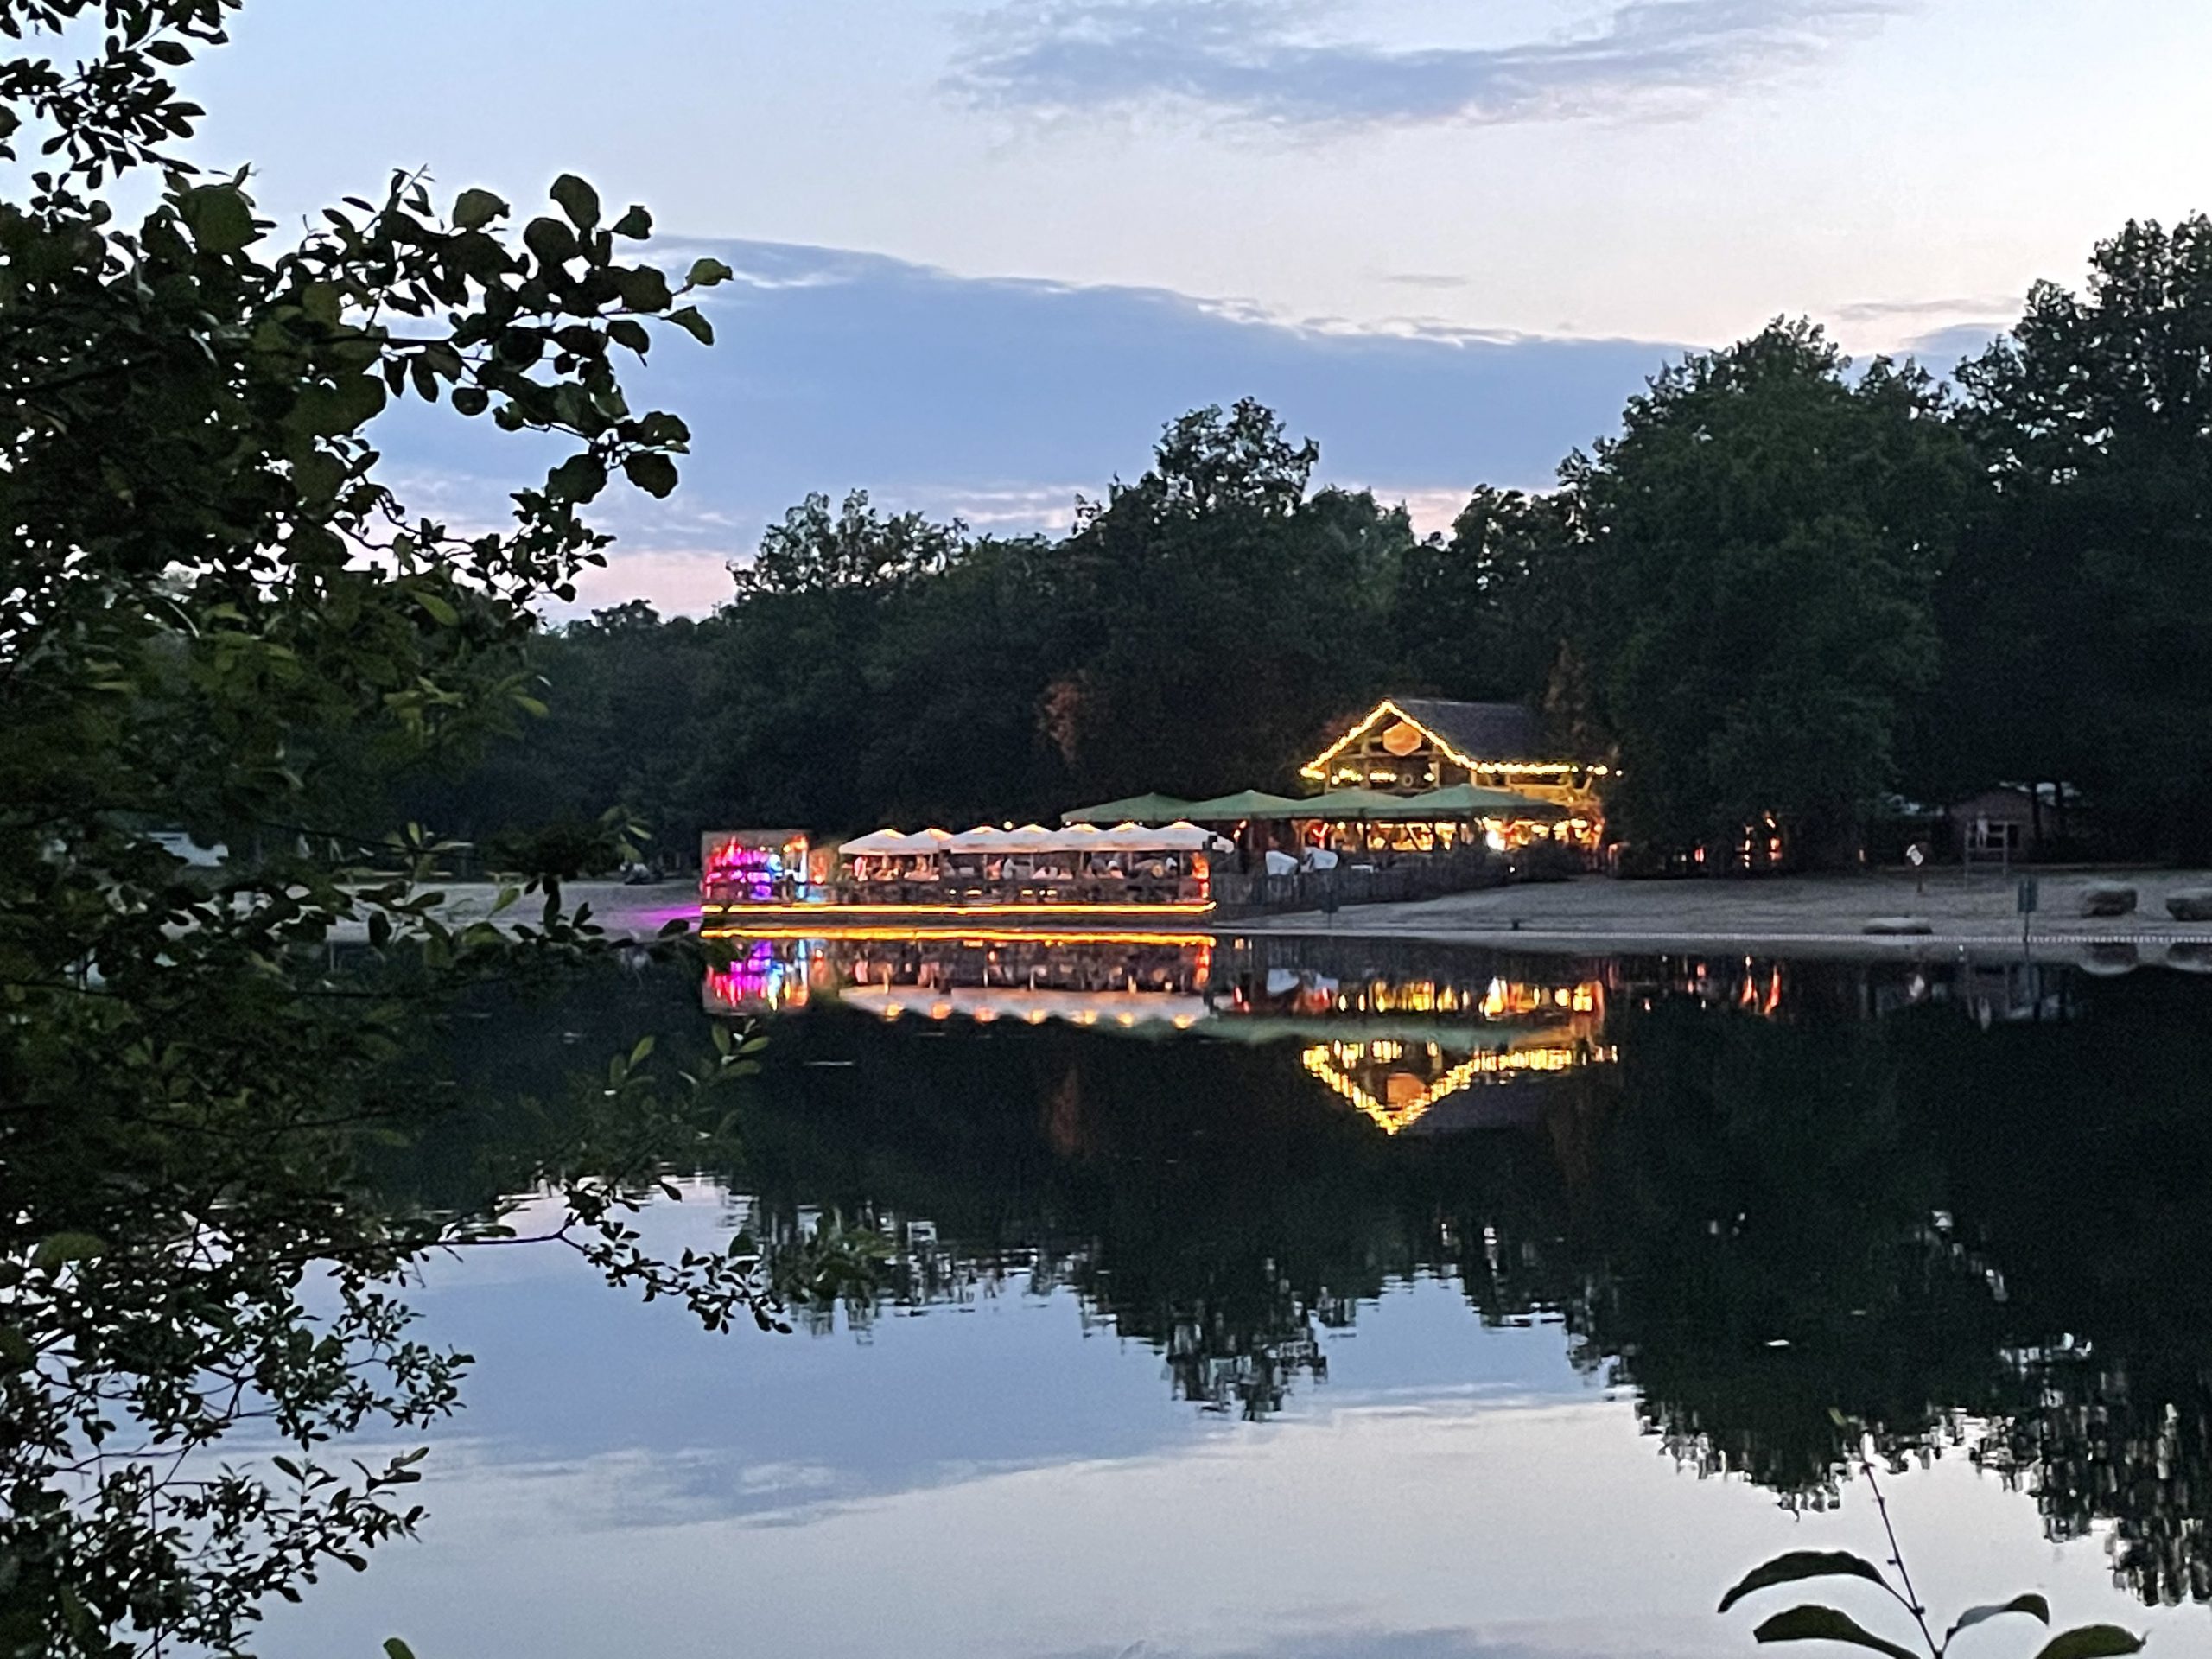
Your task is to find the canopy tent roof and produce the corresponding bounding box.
[840,827,957,855]
[838,828,914,855]
[1060,792,1196,826]
[1404,783,1568,821]
[1177,789,1304,822]
[1001,823,1058,849]
[945,823,1020,852]
[1100,820,1217,851]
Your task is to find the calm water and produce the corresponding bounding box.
[272,934,2212,1657]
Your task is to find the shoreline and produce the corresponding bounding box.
[409,869,2212,966]
[1230,868,2212,964]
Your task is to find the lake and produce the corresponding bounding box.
[269,932,2212,1657]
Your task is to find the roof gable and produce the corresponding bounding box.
[1302,696,1561,779]
[1391,698,1545,763]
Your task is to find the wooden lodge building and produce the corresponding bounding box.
[1301,697,1609,849]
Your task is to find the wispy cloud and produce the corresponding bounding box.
[1829,294,2018,323]
[948,0,1915,131]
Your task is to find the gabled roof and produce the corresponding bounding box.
[1302,696,1563,780]
[1390,698,1545,762]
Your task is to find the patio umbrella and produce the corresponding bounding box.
[1401,784,1567,822]
[1294,787,1407,818]
[1059,792,1197,825]
[1177,789,1303,822]
[945,824,1020,853]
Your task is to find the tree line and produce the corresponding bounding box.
[402,213,2212,870]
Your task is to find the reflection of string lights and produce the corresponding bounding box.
[1308,977,1602,1020]
[702,939,812,1014]
[1300,1037,1618,1135]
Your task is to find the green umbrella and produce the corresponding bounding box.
[1394,783,1568,821]
[1177,789,1304,822]
[1293,786,1408,818]
[1058,791,1197,826]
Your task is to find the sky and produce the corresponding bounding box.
[174,0,2212,613]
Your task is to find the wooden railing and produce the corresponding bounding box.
[1210,852,1503,917]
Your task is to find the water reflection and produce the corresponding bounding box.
[416,936,2212,1616]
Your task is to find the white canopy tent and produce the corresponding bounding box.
[1099,820,1217,852]
[838,828,912,856]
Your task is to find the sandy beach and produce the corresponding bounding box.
[1241,867,2212,961]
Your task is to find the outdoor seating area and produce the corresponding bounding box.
[829,820,1229,910]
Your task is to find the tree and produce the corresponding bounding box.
[1938,215,2212,857]
[1569,321,1969,862]
[1388,485,1581,707]
[1044,398,1408,798]
[0,4,872,1651]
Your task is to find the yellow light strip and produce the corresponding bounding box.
[698,899,1212,918]
[702,925,1216,945]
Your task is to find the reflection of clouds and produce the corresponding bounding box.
[950,0,1915,132]
[270,1382,2195,1659]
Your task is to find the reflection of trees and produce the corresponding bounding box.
[1898,970,2212,1605]
[1553,1001,2014,1497]
[436,952,2212,1593]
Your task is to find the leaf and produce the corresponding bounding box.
[1753,1606,1922,1659]
[2031,1628,2145,1659]
[612,204,652,238]
[416,591,459,628]
[687,256,735,287]
[1947,1595,2050,1647]
[384,1641,418,1659]
[623,453,678,499]
[617,265,672,312]
[32,1232,108,1270]
[291,374,387,437]
[1720,1553,1894,1614]
[664,305,714,346]
[547,453,608,503]
[452,188,509,230]
[450,385,490,417]
[178,182,257,253]
[550,173,601,231]
[629,1034,656,1068]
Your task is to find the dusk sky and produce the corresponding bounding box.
[187,0,2210,612]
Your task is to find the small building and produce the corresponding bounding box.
[1945,784,2083,858]
[1300,697,1608,848]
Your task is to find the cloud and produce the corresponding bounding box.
[370,238,1681,615]
[1900,321,2004,375]
[1828,294,2018,323]
[948,0,1915,131]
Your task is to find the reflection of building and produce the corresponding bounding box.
[700,931,1214,1026]
[1297,976,1613,1135]
[1300,697,1608,849]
